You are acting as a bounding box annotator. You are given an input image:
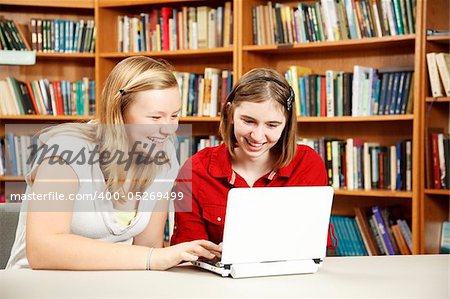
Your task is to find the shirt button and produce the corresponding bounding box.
[217,217,222,222]
[174,226,177,230]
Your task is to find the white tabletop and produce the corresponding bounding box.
[1,255,449,298]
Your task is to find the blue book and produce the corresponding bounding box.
[440,221,450,254]
[343,217,363,255]
[384,73,395,115]
[378,73,389,115]
[389,72,401,115]
[336,216,357,256]
[187,74,196,116]
[331,216,349,256]
[349,217,368,256]
[400,72,412,114]
[299,77,307,116]
[372,206,395,255]
[394,72,406,114]
[6,133,18,176]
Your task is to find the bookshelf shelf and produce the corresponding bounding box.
[426,35,450,43]
[100,48,233,59]
[334,189,413,198]
[180,117,220,122]
[0,0,94,9]
[36,53,95,59]
[424,189,450,196]
[242,35,416,54]
[0,176,25,182]
[98,0,197,8]
[297,115,414,123]
[0,115,94,121]
[425,97,450,103]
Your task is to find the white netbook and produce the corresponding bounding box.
[192,186,334,278]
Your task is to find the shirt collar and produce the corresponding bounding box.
[209,143,294,181]
[209,143,233,178]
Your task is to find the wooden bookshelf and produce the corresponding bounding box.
[425,97,450,103]
[0,0,94,9]
[236,0,422,254]
[419,0,450,254]
[99,47,233,58]
[0,176,25,182]
[1,0,447,255]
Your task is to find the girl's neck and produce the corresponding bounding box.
[231,148,275,185]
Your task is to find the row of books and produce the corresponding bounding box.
[0,77,95,116]
[0,134,39,177]
[174,69,233,117]
[252,0,416,46]
[0,134,223,177]
[426,130,450,190]
[298,138,412,191]
[285,65,414,117]
[29,19,95,53]
[0,18,30,50]
[117,3,233,52]
[331,206,412,256]
[177,135,222,166]
[426,52,450,97]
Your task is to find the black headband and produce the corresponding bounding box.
[226,77,295,111]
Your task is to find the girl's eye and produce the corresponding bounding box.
[243,119,254,124]
[267,124,278,128]
[171,114,179,119]
[149,116,161,120]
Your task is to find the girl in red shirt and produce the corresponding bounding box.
[171,68,328,245]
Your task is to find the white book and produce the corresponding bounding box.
[123,16,129,53]
[390,145,397,191]
[435,53,450,97]
[331,140,340,189]
[352,66,373,116]
[426,52,444,97]
[325,70,335,117]
[5,78,21,115]
[117,16,123,52]
[210,71,220,116]
[363,142,379,190]
[207,9,217,48]
[345,138,355,190]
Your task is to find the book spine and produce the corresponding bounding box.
[372,206,395,255]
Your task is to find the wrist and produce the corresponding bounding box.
[145,247,154,270]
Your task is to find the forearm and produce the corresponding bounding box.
[27,233,149,270]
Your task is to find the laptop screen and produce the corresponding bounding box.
[221,186,334,265]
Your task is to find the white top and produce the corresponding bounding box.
[6,134,179,269]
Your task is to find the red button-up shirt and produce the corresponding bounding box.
[171,143,328,245]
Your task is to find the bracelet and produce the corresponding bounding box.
[145,248,154,270]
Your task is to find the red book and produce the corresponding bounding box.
[25,81,39,115]
[431,133,441,189]
[54,81,65,115]
[379,151,385,189]
[320,76,327,116]
[161,7,172,51]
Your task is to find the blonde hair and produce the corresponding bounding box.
[219,68,297,169]
[38,56,179,201]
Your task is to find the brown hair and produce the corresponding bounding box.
[219,68,297,169]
